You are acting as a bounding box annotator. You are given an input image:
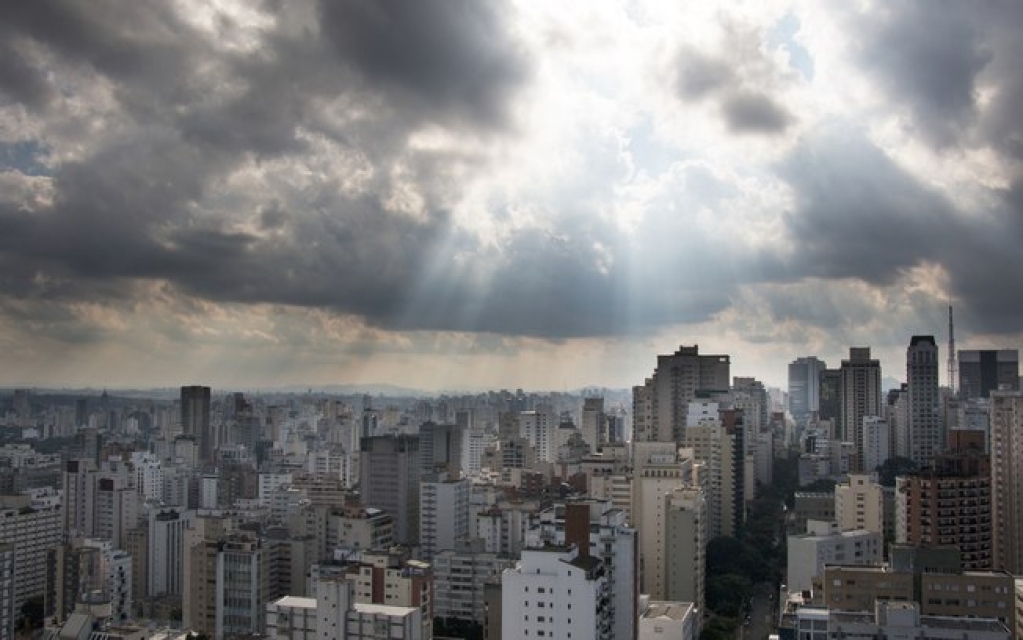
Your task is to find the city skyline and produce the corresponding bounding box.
[1,2,1022,391]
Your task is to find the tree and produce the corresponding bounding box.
[706,573,753,618]
[876,457,919,487]
[20,595,44,630]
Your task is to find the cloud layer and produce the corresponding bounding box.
[0,0,1021,389]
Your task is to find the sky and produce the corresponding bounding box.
[0,0,1021,392]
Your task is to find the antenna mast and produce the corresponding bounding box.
[947,304,957,395]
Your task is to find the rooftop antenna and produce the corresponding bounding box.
[947,303,957,395]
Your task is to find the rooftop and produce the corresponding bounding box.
[271,596,317,610]
[642,601,694,621]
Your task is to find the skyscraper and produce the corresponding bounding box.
[839,348,882,472]
[359,434,421,545]
[895,452,991,569]
[818,368,842,425]
[632,345,730,443]
[788,356,827,427]
[180,386,212,463]
[907,336,941,465]
[990,390,1023,574]
[959,350,1019,400]
[580,397,607,453]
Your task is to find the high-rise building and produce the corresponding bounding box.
[185,532,268,639]
[432,544,512,628]
[959,350,1020,400]
[861,416,890,473]
[418,422,464,477]
[359,435,421,546]
[665,486,707,618]
[0,544,14,640]
[518,405,557,462]
[0,495,61,621]
[685,403,738,540]
[834,474,884,534]
[839,348,882,472]
[990,390,1023,574]
[419,472,470,561]
[523,500,639,640]
[907,336,942,465]
[501,545,613,640]
[56,538,133,623]
[147,507,195,598]
[789,357,827,427]
[580,397,607,453]
[818,368,842,425]
[895,452,992,569]
[347,548,433,640]
[632,345,730,443]
[180,386,212,464]
[631,443,696,599]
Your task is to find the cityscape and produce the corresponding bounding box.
[0,336,1020,640]
[2,2,1023,640]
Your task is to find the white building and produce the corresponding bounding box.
[147,507,195,598]
[639,600,697,640]
[502,546,612,640]
[786,521,882,593]
[259,473,294,505]
[267,595,317,640]
[519,406,557,463]
[419,473,470,560]
[829,601,1011,640]
[524,500,638,640]
[269,578,425,640]
[860,416,890,474]
[129,452,163,502]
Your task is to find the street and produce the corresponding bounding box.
[740,582,776,640]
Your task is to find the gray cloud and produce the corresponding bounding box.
[318,0,528,129]
[778,125,1023,337]
[0,39,54,108]
[857,2,993,147]
[0,0,1021,378]
[676,49,734,99]
[721,91,792,134]
[673,24,795,135]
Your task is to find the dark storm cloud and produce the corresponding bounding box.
[857,2,993,146]
[779,126,956,283]
[778,125,1023,336]
[0,0,532,331]
[0,39,54,108]
[721,91,792,134]
[318,0,527,128]
[0,1,204,107]
[975,3,1023,162]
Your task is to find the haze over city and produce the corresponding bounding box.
[1,1,1022,391]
